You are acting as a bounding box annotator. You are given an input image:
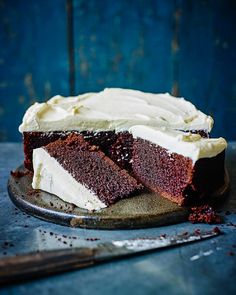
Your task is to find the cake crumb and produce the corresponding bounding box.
[85,237,100,241]
[10,170,29,178]
[213,226,221,234]
[182,231,188,236]
[194,229,201,235]
[188,205,223,224]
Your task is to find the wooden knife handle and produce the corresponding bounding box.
[0,248,97,285]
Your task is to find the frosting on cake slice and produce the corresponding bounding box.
[32,134,142,211]
[129,125,226,163]
[19,88,213,133]
[32,147,106,211]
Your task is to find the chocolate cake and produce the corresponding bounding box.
[129,125,227,205]
[32,134,143,210]
[19,88,213,171]
[23,130,130,171]
[18,88,227,210]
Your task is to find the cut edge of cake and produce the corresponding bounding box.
[129,125,226,164]
[129,125,227,205]
[32,147,107,211]
[32,134,143,211]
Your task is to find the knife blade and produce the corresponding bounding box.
[0,229,220,285]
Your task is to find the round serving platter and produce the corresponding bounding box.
[8,165,230,229]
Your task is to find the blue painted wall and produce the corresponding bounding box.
[0,0,235,141]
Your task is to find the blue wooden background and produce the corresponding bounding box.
[0,0,235,141]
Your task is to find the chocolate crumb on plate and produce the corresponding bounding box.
[188,205,223,224]
[213,226,221,234]
[85,238,100,241]
[182,231,189,236]
[194,229,201,235]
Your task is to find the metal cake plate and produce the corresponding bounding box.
[7,165,230,229]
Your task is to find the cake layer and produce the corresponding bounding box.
[32,134,142,210]
[129,125,226,163]
[19,88,213,133]
[131,132,226,205]
[23,130,133,171]
[22,127,216,172]
[23,131,77,170]
[32,148,106,211]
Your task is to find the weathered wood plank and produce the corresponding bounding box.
[178,0,236,140]
[0,0,69,141]
[1,0,236,141]
[72,0,174,93]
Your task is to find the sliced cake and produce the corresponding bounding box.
[19,88,228,210]
[32,134,143,211]
[19,88,213,170]
[129,125,227,205]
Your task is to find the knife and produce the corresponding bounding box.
[0,229,220,285]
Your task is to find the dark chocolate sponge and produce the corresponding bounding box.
[44,134,143,206]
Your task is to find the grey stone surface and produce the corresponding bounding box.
[1,142,236,294]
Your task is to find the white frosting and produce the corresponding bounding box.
[129,125,227,163]
[32,148,107,211]
[19,88,213,133]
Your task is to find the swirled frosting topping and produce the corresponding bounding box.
[19,88,213,133]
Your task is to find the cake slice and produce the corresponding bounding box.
[129,125,227,205]
[32,134,142,211]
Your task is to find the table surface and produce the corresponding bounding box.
[1,142,236,295]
